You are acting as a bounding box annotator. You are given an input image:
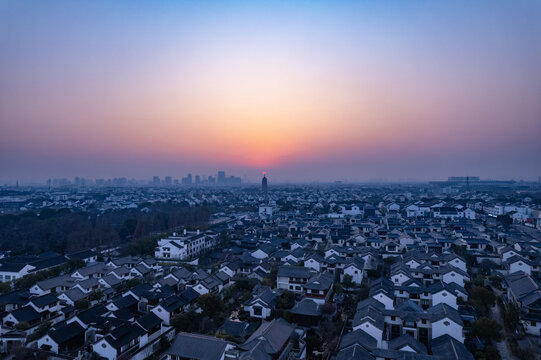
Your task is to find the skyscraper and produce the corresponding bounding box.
[262,172,268,194]
[217,171,226,185]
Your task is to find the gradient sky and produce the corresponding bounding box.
[1,0,540,183]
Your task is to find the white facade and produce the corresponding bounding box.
[352,321,383,347]
[342,265,363,284]
[372,292,394,310]
[431,318,463,342]
[155,232,215,260]
[432,290,457,309]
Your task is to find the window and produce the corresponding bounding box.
[253,306,262,316]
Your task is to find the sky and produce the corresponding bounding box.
[1,0,540,184]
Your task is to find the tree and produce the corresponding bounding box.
[342,274,354,290]
[469,286,496,317]
[333,282,343,295]
[0,281,11,294]
[15,321,29,330]
[66,258,86,272]
[497,214,512,229]
[172,312,200,332]
[159,335,171,351]
[197,293,225,319]
[75,298,90,310]
[471,317,503,342]
[276,291,296,310]
[88,290,103,302]
[503,302,520,333]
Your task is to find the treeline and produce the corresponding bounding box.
[0,203,211,255]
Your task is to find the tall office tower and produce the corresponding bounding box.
[165,176,172,186]
[195,175,201,185]
[217,171,226,185]
[153,176,160,185]
[208,176,216,185]
[262,172,268,194]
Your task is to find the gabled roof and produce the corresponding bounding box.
[427,303,463,325]
[159,295,187,312]
[289,298,322,317]
[0,290,30,306]
[104,323,145,350]
[304,272,334,291]
[388,334,427,354]
[277,265,311,278]
[431,334,474,360]
[339,328,377,350]
[35,275,77,291]
[336,344,375,360]
[166,332,229,360]
[9,305,41,322]
[241,318,295,355]
[61,287,87,302]
[47,321,85,345]
[135,312,162,332]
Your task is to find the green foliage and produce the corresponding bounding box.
[15,321,29,330]
[502,302,521,333]
[333,282,343,294]
[14,266,63,290]
[483,345,501,360]
[66,258,86,272]
[234,278,259,292]
[496,214,513,228]
[27,321,52,341]
[171,311,201,332]
[0,281,12,294]
[357,287,369,300]
[342,274,354,290]
[0,205,211,255]
[342,294,358,318]
[469,286,495,317]
[88,290,103,302]
[159,335,171,351]
[75,298,90,310]
[276,290,296,310]
[471,317,503,342]
[515,347,535,360]
[197,293,225,319]
[125,236,159,256]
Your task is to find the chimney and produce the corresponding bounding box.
[183,229,187,235]
[197,229,200,235]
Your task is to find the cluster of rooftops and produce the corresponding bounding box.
[1,185,541,359]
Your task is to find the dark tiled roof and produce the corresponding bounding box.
[48,321,85,344]
[166,332,229,360]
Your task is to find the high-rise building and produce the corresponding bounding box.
[195,175,201,185]
[217,171,226,185]
[262,172,268,194]
[153,176,160,185]
[208,176,215,185]
[165,176,172,185]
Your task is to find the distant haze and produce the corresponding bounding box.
[1,1,541,184]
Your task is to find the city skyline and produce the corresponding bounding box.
[1,0,541,183]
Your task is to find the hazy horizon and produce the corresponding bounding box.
[1,0,541,184]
